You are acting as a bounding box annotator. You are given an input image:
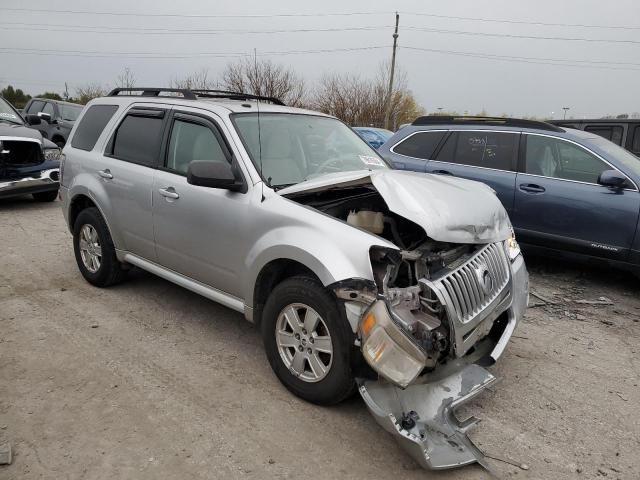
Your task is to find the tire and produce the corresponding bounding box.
[73,207,126,287]
[261,275,355,405]
[53,138,66,149]
[33,190,58,202]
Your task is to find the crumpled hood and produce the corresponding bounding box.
[279,169,512,244]
[0,123,43,141]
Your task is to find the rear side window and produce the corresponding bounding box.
[111,110,164,166]
[393,131,446,159]
[71,105,118,151]
[436,131,518,171]
[585,125,623,146]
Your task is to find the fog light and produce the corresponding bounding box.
[360,301,426,388]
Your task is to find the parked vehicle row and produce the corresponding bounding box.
[0,96,61,202]
[22,98,84,148]
[380,116,640,273]
[59,88,528,470]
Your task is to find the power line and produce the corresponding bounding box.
[0,46,389,59]
[1,7,388,18]
[400,46,640,71]
[404,11,640,30]
[0,23,390,35]
[404,26,640,44]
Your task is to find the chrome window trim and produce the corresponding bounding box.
[391,129,520,172]
[523,132,639,192]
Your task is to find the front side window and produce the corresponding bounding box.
[42,102,55,118]
[111,111,164,167]
[232,113,388,188]
[71,104,118,151]
[27,100,45,114]
[166,119,228,175]
[585,125,623,146]
[436,131,518,171]
[58,104,83,122]
[393,131,446,159]
[525,135,610,183]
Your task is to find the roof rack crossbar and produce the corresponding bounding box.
[108,87,197,100]
[190,89,285,105]
[411,115,563,132]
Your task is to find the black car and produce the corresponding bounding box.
[550,118,640,157]
[22,98,84,148]
[0,96,61,202]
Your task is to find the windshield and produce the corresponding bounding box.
[58,104,83,122]
[0,97,23,125]
[589,136,640,177]
[232,113,389,188]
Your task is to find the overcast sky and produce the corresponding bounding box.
[1,0,639,119]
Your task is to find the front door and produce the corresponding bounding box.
[152,111,251,297]
[512,133,640,260]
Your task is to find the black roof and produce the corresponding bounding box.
[107,88,285,105]
[412,115,563,133]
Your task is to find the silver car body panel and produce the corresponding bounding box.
[280,169,512,244]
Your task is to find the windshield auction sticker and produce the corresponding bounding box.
[0,113,18,119]
[359,155,386,167]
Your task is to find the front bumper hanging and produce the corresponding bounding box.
[359,364,496,470]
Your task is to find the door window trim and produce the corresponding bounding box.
[429,129,521,173]
[520,132,638,191]
[389,129,448,160]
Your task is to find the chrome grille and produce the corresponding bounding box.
[437,242,510,324]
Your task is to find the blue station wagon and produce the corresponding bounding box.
[380,116,640,272]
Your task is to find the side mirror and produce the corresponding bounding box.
[598,169,628,189]
[37,112,52,123]
[25,114,41,125]
[187,160,244,192]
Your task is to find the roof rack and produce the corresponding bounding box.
[107,87,285,105]
[412,116,563,132]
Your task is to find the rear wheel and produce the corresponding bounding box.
[262,275,355,405]
[73,207,126,287]
[33,190,58,202]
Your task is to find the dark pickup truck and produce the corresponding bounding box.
[550,119,640,157]
[1,96,61,202]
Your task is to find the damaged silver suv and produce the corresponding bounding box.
[60,88,529,470]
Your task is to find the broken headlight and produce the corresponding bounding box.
[359,300,426,388]
[506,231,521,262]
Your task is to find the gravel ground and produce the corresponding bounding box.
[1,198,638,480]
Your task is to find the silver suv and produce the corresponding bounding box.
[60,88,529,470]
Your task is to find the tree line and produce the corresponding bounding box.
[1,61,424,130]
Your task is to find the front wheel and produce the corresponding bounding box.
[262,276,355,405]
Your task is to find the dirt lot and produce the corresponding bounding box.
[0,198,638,480]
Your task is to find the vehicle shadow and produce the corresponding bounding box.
[0,194,59,211]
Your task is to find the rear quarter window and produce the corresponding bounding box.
[392,131,446,159]
[71,105,119,151]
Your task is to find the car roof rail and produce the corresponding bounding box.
[412,115,564,132]
[190,89,285,105]
[108,88,198,100]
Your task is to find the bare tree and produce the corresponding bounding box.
[311,63,424,129]
[74,83,107,105]
[221,58,306,106]
[116,67,136,89]
[170,68,215,90]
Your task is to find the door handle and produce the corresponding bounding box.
[432,169,452,175]
[98,169,113,180]
[158,187,180,199]
[519,183,546,194]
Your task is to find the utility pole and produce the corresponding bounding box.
[563,106,570,119]
[383,12,399,130]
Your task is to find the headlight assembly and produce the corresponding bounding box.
[359,301,426,388]
[43,148,61,161]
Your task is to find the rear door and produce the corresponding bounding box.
[425,130,520,214]
[512,133,640,260]
[99,104,170,261]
